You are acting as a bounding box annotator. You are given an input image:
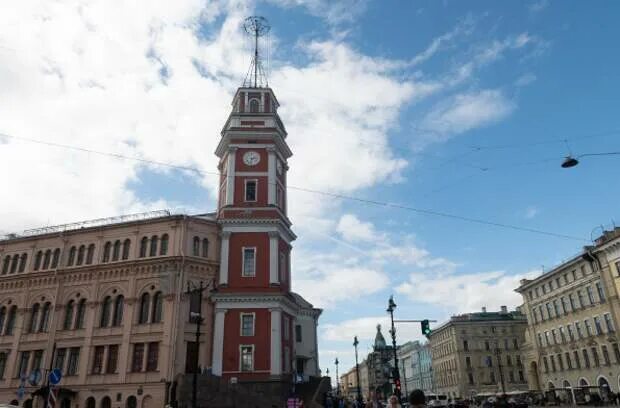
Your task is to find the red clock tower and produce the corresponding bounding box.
[211,84,302,380]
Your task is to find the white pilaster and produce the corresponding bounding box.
[269,232,279,285]
[267,147,276,205]
[225,148,237,206]
[270,308,282,375]
[219,232,231,285]
[212,308,227,376]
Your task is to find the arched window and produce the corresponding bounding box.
[122,239,131,260]
[0,307,6,334]
[102,241,111,263]
[100,296,111,327]
[139,293,150,324]
[34,251,42,271]
[112,240,121,261]
[101,396,112,408]
[5,306,17,335]
[0,352,7,380]
[126,395,137,408]
[2,256,10,275]
[192,237,200,256]
[140,237,148,258]
[160,234,169,256]
[152,291,163,323]
[113,295,124,326]
[39,302,51,332]
[149,236,158,257]
[51,249,60,269]
[63,300,74,330]
[67,246,76,266]
[10,254,19,274]
[85,397,96,408]
[86,244,95,265]
[42,251,51,270]
[249,99,259,113]
[18,253,27,273]
[29,303,40,333]
[76,245,85,266]
[202,238,209,257]
[75,299,86,329]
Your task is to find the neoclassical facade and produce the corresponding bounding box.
[0,213,219,407]
[516,227,620,400]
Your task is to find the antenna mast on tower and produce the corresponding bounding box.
[243,16,271,88]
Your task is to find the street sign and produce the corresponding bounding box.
[49,368,62,385]
[29,369,42,386]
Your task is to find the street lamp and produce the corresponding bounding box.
[387,295,401,400]
[561,152,620,168]
[353,336,362,403]
[335,358,340,396]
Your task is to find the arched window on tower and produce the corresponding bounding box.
[102,241,111,263]
[140,237,148,258]
[63,300,74,330]
[122,239,131,260]
[113,295,124,326]
[2,256,10,275]
[34,251,42,271]
[149,236,158,257]
[76,245,85,266]
[39,302,51,332]
[86,244,95,264]
[75,299,86,329]
[152,291,163,323]
[100,296,111,327]
[5,306,17,335]
[192,237,200,256]
[51,249,60,269]
[249,99,260,113]
[160,234,169,256]
[112,240,121,261]
[29,303,40,333]
[10,255,19,274]
[19,253,27,272]
[67,246,76,266]
[202,239,209,257]
[139,293,150,324]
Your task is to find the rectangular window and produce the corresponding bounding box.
[550,355,556,372]
[537,333,543,347]
[581,265,587,276]
[54,348,66,371]
[17,351,30,378]
[538,306,544,321]
[555,277,561,288]
[569,294,576,310]
[602,345,611,365]
[466,356,471,368]
[594,316,603,335]
[561,297,568,314]
[146,342,159,372]
[518,370,524,382]
[591,347,600,367]
[242,248,256,277]
[132,343,144,372]
[565,352,572,369]
[32,350,43,372]
[585,319,593,336]
[596,282,606,303]
[605,313,615,332]
[553,300,560,316]
[546,303,553,319]
[241,314,255,336]
[106,345,118,374]
[577,290,584,308]
[468,372,474,385]
[563,274,568,284]
[572,269,577,280]
[551,329,558,344]
[559,326,566,343]
[586,286,595,305]
[575,321,583,338]
[613,343,620,363]
[542,285,547,294]
[516,355,522,367]
[513,338,519,350]
[543,357,549,373]
[67,347,80,376]
[567,324,574,341]
[245,180,257,202]
[295,325,302,343]
[0,353,6,379]
[531,308,538,324]
[92,346,104,374]
[240,345,254,371]
[185,342,198,374]
[545,331,551,346]
[583,349,591,368]
[535,287,540,297]
[574,350,581,369]
[557,354,564,371]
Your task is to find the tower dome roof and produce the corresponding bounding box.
[374,324,387,349]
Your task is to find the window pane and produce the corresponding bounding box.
[107,345,118,374]
[132,344,144,372]
[243,248,255,276]
[241,315,254,336]
[245,181,257,201]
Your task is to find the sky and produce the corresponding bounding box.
[1,0,620,378]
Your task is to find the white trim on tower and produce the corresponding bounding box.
[267,147,276,205]
[219,232,231,285]
[270,308,282,375]
[225,148,237,206]
[212,308,227,375]
[269,232,279,285]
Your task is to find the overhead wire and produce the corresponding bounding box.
[0,131,588,242]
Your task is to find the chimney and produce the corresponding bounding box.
[481,306,487,313]
[501,305,508,313]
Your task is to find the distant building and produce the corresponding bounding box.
[398,341,432,395]
[366,325,395,400]
[429,307,529,399]
[515,228,620,402]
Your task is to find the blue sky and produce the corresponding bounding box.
[1,0,620,377]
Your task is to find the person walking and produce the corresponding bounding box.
[409,389,427,408]
[387,395,401,408]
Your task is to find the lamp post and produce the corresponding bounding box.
[335,358,340,396]
[353,336,362,403]
[387,295,401,400]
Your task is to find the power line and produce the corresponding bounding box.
[0,132,588,242]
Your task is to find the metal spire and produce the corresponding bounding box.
[243,16,270,88]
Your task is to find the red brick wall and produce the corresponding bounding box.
[222,309,270,374]
[227,233,270,288]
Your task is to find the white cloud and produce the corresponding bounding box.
[269,0,369,25]
[336,214,377,242]
[395,270,539,313]
[515,73,537,87]
[322,315,427,344]
[529,0,549,13]
[524,206,540,219]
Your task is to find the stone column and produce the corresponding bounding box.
[212,308,227,375]
[219,232,231,285]
[269,232,279,285]
[270,308,282,375]
[225,148,237,206]
[267,147,276,205]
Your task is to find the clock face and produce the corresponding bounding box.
[243,151,260,166]
[276,160,283,175]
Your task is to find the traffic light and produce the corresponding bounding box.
[421,319,432,337]
[394,378,401,392]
